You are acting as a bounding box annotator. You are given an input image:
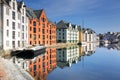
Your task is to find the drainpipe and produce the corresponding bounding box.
[0,2,3,49]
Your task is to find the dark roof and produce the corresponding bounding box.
[0,0,10,6]
[34,10,43,19]
[82,28,95,33]
[26,7,43,19]
[56,20,80,29]
[17,1,23,12]
[26,7,37,19]
[56,20,68,29]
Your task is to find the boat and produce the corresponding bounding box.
[11,45,46,59]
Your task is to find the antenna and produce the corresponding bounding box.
[82,19,84,28]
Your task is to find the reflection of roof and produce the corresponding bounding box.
[56,20,81,29]
[57,61,69,69]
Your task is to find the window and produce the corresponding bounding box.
[18,23,20,29]
[18,41,20,47]
[30,27,32,31]
[38,35,40,38]
[7,30,9,37]
[33,28,36,33]
[18,32,20,37]
[42,17,45,22]
[6,7,9,15]
[59,29,61,31]
[33,21,36,26]
[12,11,15,20]
[34,34,36,40]
[22,17,24,23]
[18,13,21,20]
[30,41,32,45]
[22,25,24,31]
[22,9,24,15]
[30,34,32,38]
[22,33,24,39]
[13,2,15,10]
[42,29,45,34]
[12,41,15,48]
[7,19,9,26]
[38,28,40,32]
[12,31,15,39]
[42,24,45,28]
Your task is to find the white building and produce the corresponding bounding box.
[57,45,79,68]
[56,20,79,43]
[0,0,28,50]
[82,28,96,43]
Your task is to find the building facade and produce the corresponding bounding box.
[56,20,79,43]
[0,0,28,50]
[82,28,96,43]
[26,8,56,46]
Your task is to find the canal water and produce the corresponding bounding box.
[12,43,120,80]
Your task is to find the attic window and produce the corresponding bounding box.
[42,17,45,22]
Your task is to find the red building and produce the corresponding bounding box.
[26,7,56,46]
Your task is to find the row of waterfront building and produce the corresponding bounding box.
[0,0,96,50]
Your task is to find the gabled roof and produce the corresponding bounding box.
[34,9,43,19]
[56,20,80,29]
[56,20,68,29]
[82,28,95,33]
[26,7,37,19]
[26,7,44,19]
[0,0,10,6]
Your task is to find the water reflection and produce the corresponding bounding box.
[11,43,120,80]
[57,45,79,68]
[99,43,120,51]
[28,48,56,80]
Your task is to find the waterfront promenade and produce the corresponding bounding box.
[0,56,34,80]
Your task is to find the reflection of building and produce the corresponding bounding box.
[57,46,79,68]
[12,57,29,70]
[28,48,56,80]
[0,0,28,50]
[102,44,120,51]
[26,7,56,46]
[56,20,79,43]
[82,43,95,56]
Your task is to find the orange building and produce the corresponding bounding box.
[28,48,56,80]
[26,7,56,46]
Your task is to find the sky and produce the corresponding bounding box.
[22,0,120,33]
